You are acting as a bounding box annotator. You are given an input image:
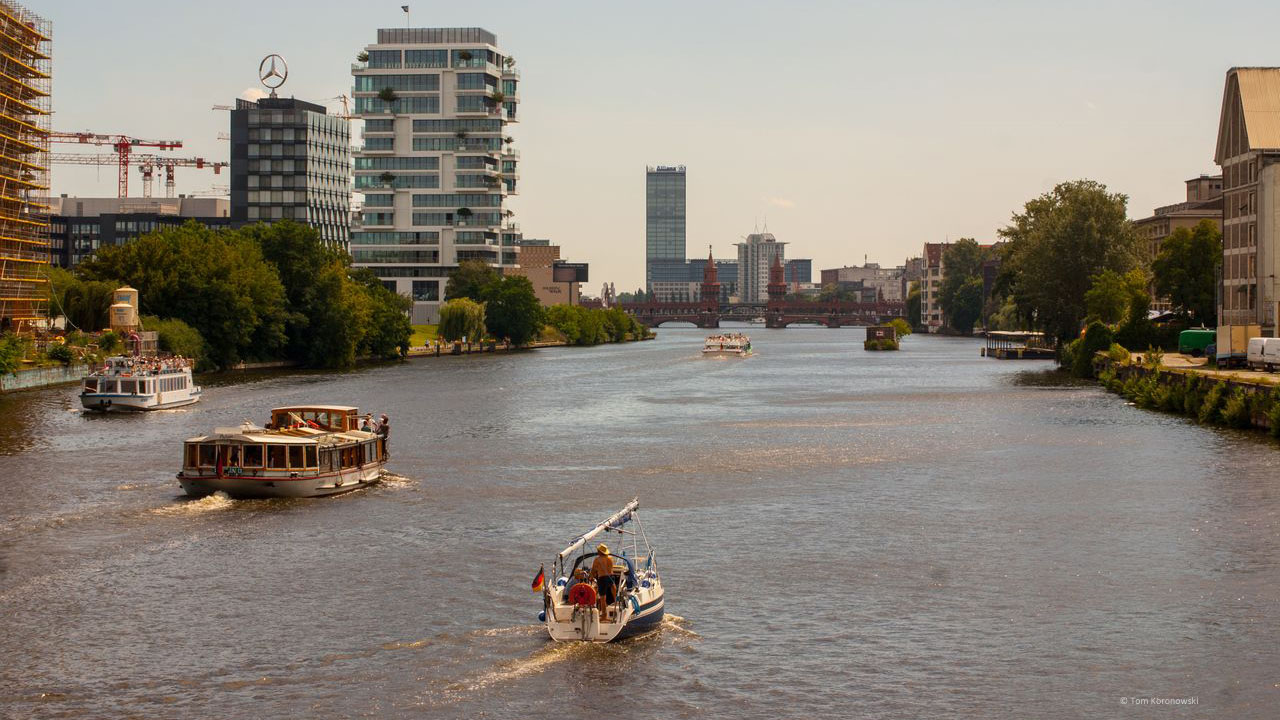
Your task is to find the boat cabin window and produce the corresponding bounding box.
[288,446,303,468]
[84,378,97,392]
[185,443,198,467]
[267,444,287,469]
[119,379,134,394]
[198,444,217,467]
[320,448,338,471]
[100,379,115,393]
[305,446,317,468]
[363,440,377,464]
[242,444,263,467]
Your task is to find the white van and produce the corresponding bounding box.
[1247,337,1267,370]
[1263,338,1280,372]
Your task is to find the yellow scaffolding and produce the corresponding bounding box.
[0,0,48,333]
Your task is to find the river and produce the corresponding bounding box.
[1,329,1276,718]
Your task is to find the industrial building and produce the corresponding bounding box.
[349,27,521,323]
[49,196,231,268]
[0,0,50,331]
[505,239,581,306]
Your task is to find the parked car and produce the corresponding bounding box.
[1262,338,1280,372]
[1178,328,1215,357]
[1247,337,1267,370]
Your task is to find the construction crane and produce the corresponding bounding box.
[330,95,354,119]
[49,132,183,197]
[50,152,228,199]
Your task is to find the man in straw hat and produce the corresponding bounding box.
[590,543,618,621]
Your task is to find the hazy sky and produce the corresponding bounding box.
[44,0,1280,292]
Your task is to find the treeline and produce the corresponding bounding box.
[69,220,410,369]
[973,181,1219,371]
[438,260,651,346]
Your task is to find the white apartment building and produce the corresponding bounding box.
[350,27,521,323]
[736,232,786,303]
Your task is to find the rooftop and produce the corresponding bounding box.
[375,27,496,46]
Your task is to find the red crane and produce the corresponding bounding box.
[49,132,183,197]
[50,152,228,198]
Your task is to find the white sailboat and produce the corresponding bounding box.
[539,499,665,643]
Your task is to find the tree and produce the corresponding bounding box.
[141,315,206,366]
[0,332,25,375]
[60,278,117,331]
[438,298,486,342]
[445,259,500,301]
[906,281,922,328]
[351,268,412,360]
[484,275,544,346]
[78,221,289,369]
[1084,269,1134,325]
[998,179,1141,350]
[1152,219,1221,326]
[938,238,985,328]
[948,277,985,333]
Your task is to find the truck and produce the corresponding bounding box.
[1178,328,1215,357]
[1216,324,1262,368]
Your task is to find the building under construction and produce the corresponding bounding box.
[0,0,50,332]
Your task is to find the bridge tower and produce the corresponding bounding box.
[700,246,720,308]
[767,253,787,305]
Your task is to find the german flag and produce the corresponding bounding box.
[531,565,545,593]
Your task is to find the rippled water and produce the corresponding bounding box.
[1,329,1277,718]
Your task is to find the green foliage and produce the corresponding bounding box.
[141,315,206,367]
[542,304,639,346]
[1221,388,1253,429]
[864,338,899,351]
[1107,343,1130,363]
[985,295,1025,331]
[438,297,487,343]
[484,275,545,346]
[1198,382,1227,425]
[888,317,912,338]
[938,238,986,328]
[948,276,985,334]
[445,259,500,301]
[78,221,288,369]
[56,274,118,332]
[1153,219,1221,326]
[1269,390,1280,438]
[906,281,921,328]
[998,179,1141,347]
[378,87,398,103]
[0,332,26,374]
[1072,321,1113,378]
[1085,269,1138,325]
[97,331,120,353]
[352,268,413,360]
[45,343,74,365]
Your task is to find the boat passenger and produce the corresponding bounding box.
[377,415,390,458]
[360,416,372,432]
[591,544,617,621]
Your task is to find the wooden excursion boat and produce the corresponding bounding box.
[176,405,389,499]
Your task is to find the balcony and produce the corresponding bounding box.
[500,147,519,159]
[501,66,520,79]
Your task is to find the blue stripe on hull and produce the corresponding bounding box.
[615,601,665,640]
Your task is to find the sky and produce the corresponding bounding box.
[42,0,1280,293]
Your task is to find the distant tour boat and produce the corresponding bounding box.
[539,499,664,643]
[703,332,753,357]
[750,316,766,325]
[177,405,389,499]
[80,355,200,412]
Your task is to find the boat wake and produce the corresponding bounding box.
[150,491,234,516]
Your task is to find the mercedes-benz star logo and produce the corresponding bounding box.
[259,54,288,90]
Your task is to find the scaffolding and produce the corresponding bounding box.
[0,0,49,333]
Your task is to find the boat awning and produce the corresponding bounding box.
[184,431,315,444]
[558,498,640,562]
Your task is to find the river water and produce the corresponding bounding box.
[1,329,1277,718]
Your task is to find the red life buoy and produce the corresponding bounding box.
[568,583,596,607]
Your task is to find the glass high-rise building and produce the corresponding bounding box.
[646,165,686,292]
[230,97,351,248]
[350,27,520,323]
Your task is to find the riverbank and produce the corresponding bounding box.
[1097,354,1280,435]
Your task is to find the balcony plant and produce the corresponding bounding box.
[455,130,468,139]
[457,50,473,65]
[356,51,369,62]
[377,87,398,106]
[380,172,395,187]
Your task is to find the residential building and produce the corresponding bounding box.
[903,256,925,305]
[230,96,351,247]
[820,263,906,302]
[1214,67,1280,333]
[0,1,50,331]
[350,27,521,323]
[646,165,686,291]
[49,197,232,268]
[736,232,786,303]
[920,243,948,330]
[506,239,579,306]
[1132,175,1223,312]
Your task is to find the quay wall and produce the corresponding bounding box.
[1,363,90,393]
[1097,359,1280,434]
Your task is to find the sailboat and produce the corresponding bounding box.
[538,499,665,642]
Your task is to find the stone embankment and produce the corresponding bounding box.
[1098,353,1280,434]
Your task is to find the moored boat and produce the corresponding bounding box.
[703,332,753,357]
[80,355,201,412]
[176,405,389,499]
[538,499,664,643]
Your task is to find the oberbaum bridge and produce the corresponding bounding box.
[619,254,905,329]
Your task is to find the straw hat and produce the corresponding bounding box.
[596,543,609,555]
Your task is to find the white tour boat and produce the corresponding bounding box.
[703,332,753,357]
[177,405,389,499]
[539,499,665,643]
[750,316,766,325]
[80,355,201,411]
